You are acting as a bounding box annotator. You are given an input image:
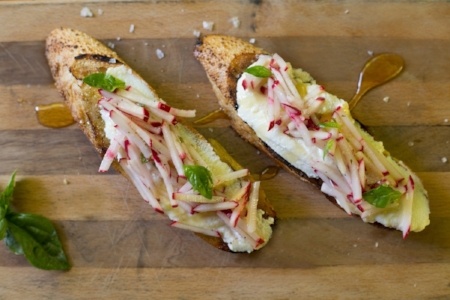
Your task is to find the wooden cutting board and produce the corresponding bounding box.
[0,1,449,299]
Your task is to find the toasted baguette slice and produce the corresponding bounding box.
[46,28,275,253]
[195,35,430,237]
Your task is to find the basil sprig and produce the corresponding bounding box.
[363,185,402,208]
[83,73,125,92]
[244,65,272,78]
[323,140,335,160]
[319,121,340,129]
[0,172,70,270]
[183,165,213,199]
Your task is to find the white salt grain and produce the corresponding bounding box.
[97,8,104,16]
[129,24,135,33]
[367,50,374,56]
[202,21,214,31]
[80,7,94,18]
[107,42,115,49]
[249,38,256,44]
[383,96,390,103]
[229,16,240,28]
[156,48,165,59]
[442,157,448,164]
[193,30,201,38]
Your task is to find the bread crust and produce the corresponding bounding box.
[46,28,275,252]
[46,28,121,157]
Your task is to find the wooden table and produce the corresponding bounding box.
[1,1,449,299]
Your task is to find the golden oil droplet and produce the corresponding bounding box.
[349,53,404,111]
[35,102,75,128]
[255,165,280,181]
[194,109,230,125]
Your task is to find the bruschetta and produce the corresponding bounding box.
[194,35,429,237]
[46,28,275,253]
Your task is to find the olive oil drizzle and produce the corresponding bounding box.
[254,166,280,181]
[35,102,75,128]
[194,109,230,125]
[349,53,404,111]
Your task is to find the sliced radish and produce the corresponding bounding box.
[172,193,225,203]
[246,181,260,233]
[193,201,238,213]
[171,221,220,237]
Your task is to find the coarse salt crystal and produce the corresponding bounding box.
[129,24,135,33]
[229,16,240,28]
[202,21,214,31]
[344,9,350,14]
[249,38,256,44]
[63,178,69,185]
[97,8,104,16]
[442,157,448,164]
[374,242,379,248]
[193,30,201,38]
[367,50,374,56]
[80,7,94,17]
[383,96,390,103]
[107,42,115,49]
[444,118,449,123]
[156,49,165,59]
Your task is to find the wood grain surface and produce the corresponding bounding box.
[0,1,449,299]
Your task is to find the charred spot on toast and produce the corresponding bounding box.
[71,54,122,80]
[75,53,122,64]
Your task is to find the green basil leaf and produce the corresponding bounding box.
[0,171,16,240]
[319,121,340,129]
[183,165,213,199]
[83,73,125,92]
[363,185,402,208]
[244,66,272,78]
[6,212,70,270]
[0,218,7,240]
[5,227,23,255]
[0,171,16,209]
[323,139,335,160]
